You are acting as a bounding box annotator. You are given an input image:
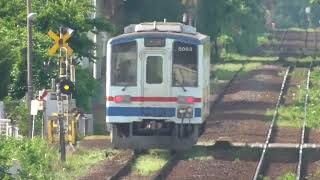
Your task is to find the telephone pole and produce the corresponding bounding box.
[27,0,34,138]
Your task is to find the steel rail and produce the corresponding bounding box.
[152,151,178,180]
[108,150,138,180]
[253,66,292,180]
[296,62,313,180]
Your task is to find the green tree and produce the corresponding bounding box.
[197,0,266,57]
[0,0,113,103]
[272,0,310,28]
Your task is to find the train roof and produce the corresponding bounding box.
[109,22,209,45]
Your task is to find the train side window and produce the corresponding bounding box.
[146,56,163,84]
[172,42,198,87]
[111,41,137,86]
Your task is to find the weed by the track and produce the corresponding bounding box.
[132,149,171,176]
[0,137,118,179]
[276,171,296,180]
[291,69,306,78]
[275,68,320,129]
[54,148,118,179]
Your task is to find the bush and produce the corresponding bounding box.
[0,137,57,179]
[3,97,29,136]
[0,137,113,179]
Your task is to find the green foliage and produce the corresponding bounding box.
[133,149,171,176]
[197,0,266,54]
[277,69,320,128]
[272,0,320,29]
[0,137,117,179]
[3,97,29,136]
[273,0,310,28]
[0,137,57,179]
[277,172,296,180]
[75,68,99,112]
[257,34,270,46]
[0,0,113,100]
[54,148,117,179]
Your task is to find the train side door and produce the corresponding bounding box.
[141,52,169,98]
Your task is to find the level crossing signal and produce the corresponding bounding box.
[48,30,73,56]
[59,79,75,95]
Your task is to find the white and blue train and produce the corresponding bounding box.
[106,22,210,150]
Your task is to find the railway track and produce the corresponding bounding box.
[253,63,313,180]
[296,62,312,180]
[252,66,292,179]
[107,150,140,180]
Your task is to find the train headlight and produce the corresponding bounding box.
[177,106,193,118]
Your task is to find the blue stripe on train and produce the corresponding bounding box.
[107,107,202,118]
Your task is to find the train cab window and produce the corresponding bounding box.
[146,56,163,84]
[111,41,137,86]
[172,42,198,87]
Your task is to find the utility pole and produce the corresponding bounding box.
[27,0,34,138]
[58,27,66,162]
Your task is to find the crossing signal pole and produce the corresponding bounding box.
[48,26,74,162]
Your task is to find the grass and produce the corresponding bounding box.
[262,172,296,180]
[52,148,118,179]
[287,27,320,32]
[220,52,279,62]
[213,63,243,80]
[132,149,171,176]
[211,62,262,93]
[0,137,119,179]
[182,147,213,161]
[212,63,262,81]
[285,56,320,63]
[276,172,296,180]
[274,68,320,129]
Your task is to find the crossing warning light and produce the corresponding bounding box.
[59,79,75,95]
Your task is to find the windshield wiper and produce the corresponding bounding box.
[121,85,128,91]
[180,84,187,92]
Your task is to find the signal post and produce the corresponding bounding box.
[48,27,74,162]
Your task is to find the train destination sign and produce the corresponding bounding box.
[144,38,166,47]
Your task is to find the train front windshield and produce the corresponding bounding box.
[172,42,198,87]
[111,41,137,86]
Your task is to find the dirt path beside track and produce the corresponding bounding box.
[199,64,284,144]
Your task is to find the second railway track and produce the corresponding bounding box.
[253,63,313,180]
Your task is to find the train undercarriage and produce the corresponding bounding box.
[111,120,201,150]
